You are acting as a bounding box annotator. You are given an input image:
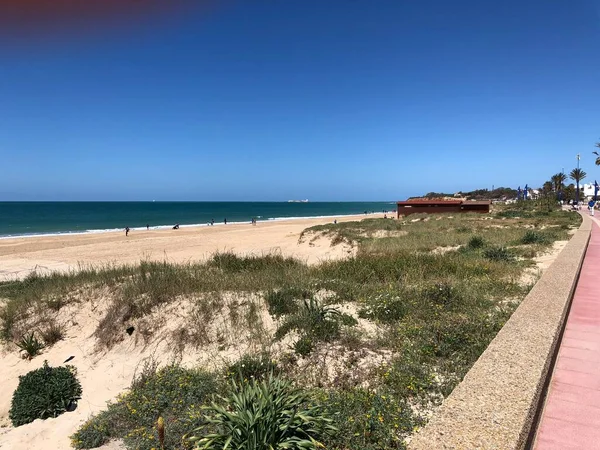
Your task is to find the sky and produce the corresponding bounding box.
[0,0,599,201]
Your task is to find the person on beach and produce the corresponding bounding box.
[146,224,149,230]
[211,219,214,226]
[173,224,180,230]
[224,218,227,225]
[125,227,130,237]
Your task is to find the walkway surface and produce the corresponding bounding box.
[535,216,600,449]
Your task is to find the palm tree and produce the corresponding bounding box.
[594,142,600,165]
[550,172,566,193]
[570,168,587,204]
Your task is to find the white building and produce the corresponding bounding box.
[582,183,597,199]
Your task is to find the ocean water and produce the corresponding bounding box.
[0,202,395,238]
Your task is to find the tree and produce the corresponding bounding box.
[542,181,554,196]
[564,183,576,202]
[570,168,587,204]
[550,172,566,192]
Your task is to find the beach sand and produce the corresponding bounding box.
[0,213,387,281]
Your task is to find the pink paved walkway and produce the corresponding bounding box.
[535,218,600,449]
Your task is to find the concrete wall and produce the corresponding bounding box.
[409,214,592,450]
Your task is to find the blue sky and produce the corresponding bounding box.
[1,0,599,201]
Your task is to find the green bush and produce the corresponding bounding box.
[10,361,82,426]
[264,287,311,317]
[275,298,356,355]
[358,292,407,323]
[190,376,335,449]
[72,365,220,450]
[423,282,461,307]
[294,335,314,356]
[227,353,279,381]
[320,388,416,450]
[521,230,547,244]
[483,246,514,262]
[467,235,485,249]
[16,332,45,357]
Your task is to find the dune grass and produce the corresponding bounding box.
[0,206,581,449]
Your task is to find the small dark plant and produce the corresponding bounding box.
[467,235,485,249]
[423,282,461,306]
[264,287,311,318]
[16,332,45,357]
[189,375,335,449]
[294,335,314,357]
[9,361,82,426]
[40,323,65,346]
[521,230,547,245]
[483,246,514,262]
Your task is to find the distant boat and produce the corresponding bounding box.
[288,199,309,203]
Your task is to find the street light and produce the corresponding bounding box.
[576,154,581,205]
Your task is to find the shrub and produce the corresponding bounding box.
[190,376,335,449]
[16,332,45,357]
[264,287,311,317]
[227,353,279,381]
[72,365,220,450]
[275,298,356,355]
[521,230,547,245]
[10,361,82,426]
[320,388,416,450]
[294,335,314,356]
[423,282,461,307]
[358,291,407,323]
[39,323,65,346]
[467,235,485,249]
[483,246,514,262]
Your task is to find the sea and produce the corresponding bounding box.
[0,202,396,238]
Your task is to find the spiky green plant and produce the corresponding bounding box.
[16,332,45,358]
[190,376,335,449]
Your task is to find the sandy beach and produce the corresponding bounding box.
[0,213,388,282]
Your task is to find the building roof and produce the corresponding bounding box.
[462,201,492,206]
[397,200,463,206]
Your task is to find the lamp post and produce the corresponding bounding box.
[576,154,581,205]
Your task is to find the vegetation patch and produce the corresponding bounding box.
[10,361,82,426]
[71,363,220,450]
[190,376,335,449]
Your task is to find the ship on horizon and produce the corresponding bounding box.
[287,199,309,203]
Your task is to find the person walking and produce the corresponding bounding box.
[589,199,596,216]
[125,226,130,237]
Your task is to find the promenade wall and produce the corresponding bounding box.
[409,214,592,449]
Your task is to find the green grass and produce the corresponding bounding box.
[0,205,581,449]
